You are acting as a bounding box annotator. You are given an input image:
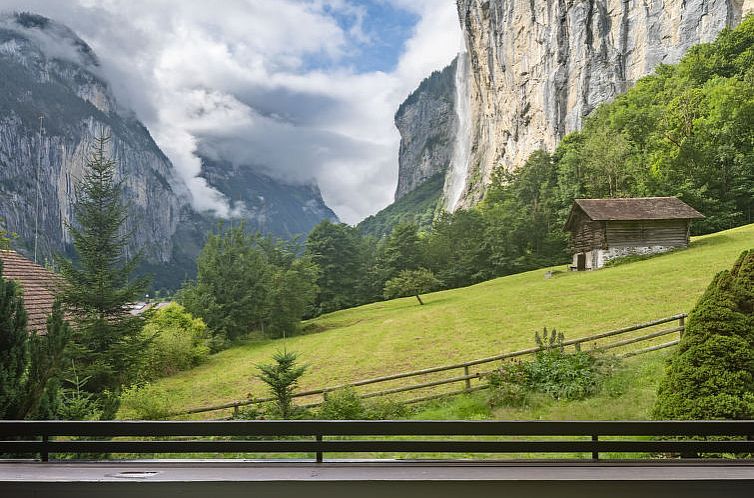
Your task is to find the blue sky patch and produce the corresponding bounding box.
[309,0,419,73]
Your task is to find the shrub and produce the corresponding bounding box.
[141,303,210,380]
[653,250,754,419]
[318,388,366,420]
[119,385,172,420]
[364,397,407,420]
[317,388,408,420]
[487,328,618,406]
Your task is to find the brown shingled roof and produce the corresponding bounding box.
[570,197,704,224]
[0,250,61,334]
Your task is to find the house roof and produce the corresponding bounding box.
[565,197,704,230]
[0,250,61,333]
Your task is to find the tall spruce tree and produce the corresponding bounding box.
[58,133,149,418]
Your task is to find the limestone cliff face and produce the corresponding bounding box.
[0,13,187,263]
[0,13,338,289]
[394,59,457,200]
[455,0,752,207]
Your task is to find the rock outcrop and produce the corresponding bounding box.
[394,59,457,200]
[454,0,753,207]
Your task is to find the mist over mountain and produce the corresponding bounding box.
[0,12,337,289]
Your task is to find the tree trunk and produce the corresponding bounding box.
[415,293,424,305]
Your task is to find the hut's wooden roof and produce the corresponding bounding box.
[0,250,61,333]
[565,197,704,230]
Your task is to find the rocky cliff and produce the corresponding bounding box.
[0,13,338,289]
[0,12,187,264]
[394,59,457,200]
[454,0,753,207]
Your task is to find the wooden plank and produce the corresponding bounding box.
[4,420,754,438]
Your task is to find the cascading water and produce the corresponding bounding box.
[443,42,472,212]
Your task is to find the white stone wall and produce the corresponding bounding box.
[573,245,678,270]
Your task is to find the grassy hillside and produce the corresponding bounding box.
[136,224,753,416]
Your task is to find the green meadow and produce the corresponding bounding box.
[129,223,753,418]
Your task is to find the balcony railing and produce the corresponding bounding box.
[2,420,754,463]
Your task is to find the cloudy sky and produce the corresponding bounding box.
[1,0,461,223]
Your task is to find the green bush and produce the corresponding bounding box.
[653,250,754,419]
[487,328,618,406]
[119,385,172,420]
[318,388,367,420]
[364,397,407,420]
[487,380,530,408]
[317,388,408,420]
[141,303,210,380]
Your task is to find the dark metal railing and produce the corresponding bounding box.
[2,420,754,463]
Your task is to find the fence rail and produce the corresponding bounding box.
[1,419,753,463]
[171,314,687,419]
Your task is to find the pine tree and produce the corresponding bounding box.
[0,260,29,418]
[256,350,307,419]
[58,133,149,418]
[18,302,71,418]
[0,263,69,419]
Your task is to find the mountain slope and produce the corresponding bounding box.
[0,13,338,289]
[0,12,187,264]
[200,158,337,238]
[357,174,443,238]
[142,223,754,415]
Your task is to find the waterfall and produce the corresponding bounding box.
[444,43,472,212]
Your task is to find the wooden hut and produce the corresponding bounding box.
[0,250,61,333]
[564,197,704,270]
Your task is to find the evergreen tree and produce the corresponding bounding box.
[256,350,307,419]
[17,302,71,419]
[267,256,320,338]
[306,221,366,313]
[378,222,423,281]
[58,133,149,418]
[653,250,754,419]
[0,260,28,418]
[0,262,70,419]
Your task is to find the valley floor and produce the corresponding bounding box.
[122,224,754,419]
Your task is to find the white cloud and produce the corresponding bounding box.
[0,0,461,224]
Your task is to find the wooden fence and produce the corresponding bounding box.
[169,314,687,419]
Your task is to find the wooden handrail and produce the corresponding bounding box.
[1,419,753,463]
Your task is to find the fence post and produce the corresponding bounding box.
[679,315,686,338]
[233,405,239,418]
[316,435,323,463]
[463,365,471,392]
[591,435,599,460]
[41,434,49,462]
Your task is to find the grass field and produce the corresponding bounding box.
[125,223,753,418]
